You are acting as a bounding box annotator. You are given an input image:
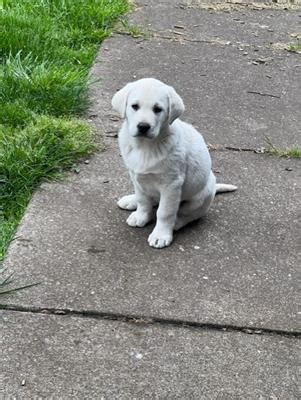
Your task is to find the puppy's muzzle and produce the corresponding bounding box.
[137,122,151,136]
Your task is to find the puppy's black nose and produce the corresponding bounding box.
[137,122,151,135]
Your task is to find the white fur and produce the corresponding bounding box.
[112,78,237,249]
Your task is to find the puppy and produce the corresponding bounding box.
[112,78,237,249]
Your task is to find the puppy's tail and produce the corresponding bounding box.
[216,183,238,194]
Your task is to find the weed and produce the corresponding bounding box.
[288,42,301,53]
[264,136,301,158]
[0,267,40,298]
[117,18,149,38]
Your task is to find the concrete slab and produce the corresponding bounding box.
[4,147,299,332]
[130,0,301,48]
[92,33,300,148]
[1,311,299,398]
[2,0,300,332]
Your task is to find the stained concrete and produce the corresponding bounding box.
[1,311,299,399]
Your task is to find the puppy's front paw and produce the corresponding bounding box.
[117,194,137,211]
[126,211,152,227]
[148,229,173,249]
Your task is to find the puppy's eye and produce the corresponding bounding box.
[153,106,163,114]
[132,104,139,111]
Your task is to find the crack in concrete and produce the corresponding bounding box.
[1,304,300,338]
[247,90,281,98]
[115,25,298,56]
[104,134,291,157]
[133,31,295,54]
[208,144,267,154]
[153,32,231,46]
[104,134,273,156]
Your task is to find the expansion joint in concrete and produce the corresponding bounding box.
[1,304,300,339]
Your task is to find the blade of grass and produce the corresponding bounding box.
[0,282,41,296]
[0,266,41,297]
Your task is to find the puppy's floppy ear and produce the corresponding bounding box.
[111,82,133,117]
[168,86,185,124]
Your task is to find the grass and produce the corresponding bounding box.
[0,267,40,298]
[0,0,130,262]
[264,137,301,158]
[288,42,301,53]
[116,18,149,38]
[0,117,96,259]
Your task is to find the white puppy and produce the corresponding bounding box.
[112,78,237,249]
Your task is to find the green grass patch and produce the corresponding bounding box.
[0,0,129,262]
[1,53,91,117]
[0,117,97,260]
[288,42,301,53]
[116,18,149,38]
[264,137,301,158]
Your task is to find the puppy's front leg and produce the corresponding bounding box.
[126,188,154,228]
[148,184,182,248]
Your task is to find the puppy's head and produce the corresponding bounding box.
[111,78,184,139]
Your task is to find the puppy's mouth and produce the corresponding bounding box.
[133,128,155,139]
[134,131,154,139]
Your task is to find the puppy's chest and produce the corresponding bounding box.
[122,142,182,196]
[132,172,163,198]
[123,143,166,174]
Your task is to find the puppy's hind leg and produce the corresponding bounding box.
[174,191,215,231]
[175,173,216,231]
[117,194,137,211]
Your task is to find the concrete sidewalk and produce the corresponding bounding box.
[1,1,300,398]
